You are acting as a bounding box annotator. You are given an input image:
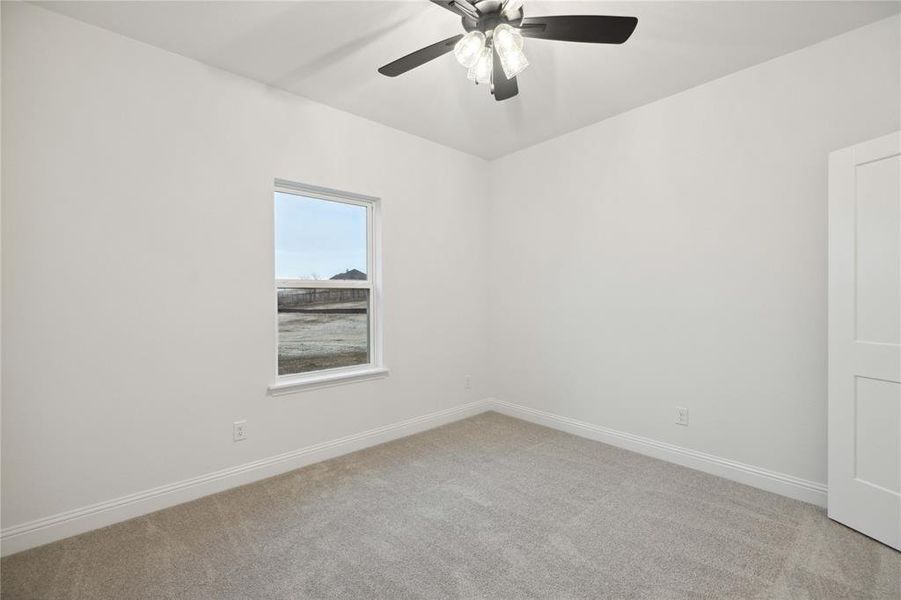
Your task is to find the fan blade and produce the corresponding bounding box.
[429,1,477,19]
[378,34,464,77]
[519,15,638,44]
[492,47,518,101]
[452,0,479,18]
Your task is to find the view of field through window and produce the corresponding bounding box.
[277,287,369,375]
[275,191,370,375]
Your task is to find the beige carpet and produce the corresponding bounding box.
[1,412,899,599]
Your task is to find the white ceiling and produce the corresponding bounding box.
[35,1,900,159]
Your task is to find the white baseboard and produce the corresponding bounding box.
[0,399,492,557]
[2,397,828,557]
[488,399,828,508]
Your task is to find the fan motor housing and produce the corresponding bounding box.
[462,1,523,34]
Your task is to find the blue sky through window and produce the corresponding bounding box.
[275,192,367,280]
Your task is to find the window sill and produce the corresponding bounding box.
[268,367,390,396]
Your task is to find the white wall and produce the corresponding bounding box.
[487,15,900,487]
[1,2,489,540]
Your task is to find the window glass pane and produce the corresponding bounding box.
[275,192,367,281]
[278,288,370,375]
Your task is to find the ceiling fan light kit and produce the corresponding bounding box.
[378,0,638,102]
[455,24,527,82]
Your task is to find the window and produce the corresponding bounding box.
[270,180,385,394]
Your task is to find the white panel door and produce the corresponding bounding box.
[828,131,901,550]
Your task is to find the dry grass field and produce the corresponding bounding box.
[277,300,369,375]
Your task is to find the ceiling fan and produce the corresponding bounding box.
[377,0,638,101]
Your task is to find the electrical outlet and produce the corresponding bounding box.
[676,407,689,426]
[233,420,247,442]
[465,375,471,391]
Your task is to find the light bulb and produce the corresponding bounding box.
[454,31,486,68]
[467,46,493,84]
[493,24,523,53]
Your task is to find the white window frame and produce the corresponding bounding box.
[268,179,387,395]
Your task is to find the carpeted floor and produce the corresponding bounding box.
[1,412,899,599]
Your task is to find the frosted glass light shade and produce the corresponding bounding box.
[493,24,528,79]
[498,44,528,79]
[493,24,523,53]
[454,31,486,68]
[501,0,525,19]
[467,46,493,84]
